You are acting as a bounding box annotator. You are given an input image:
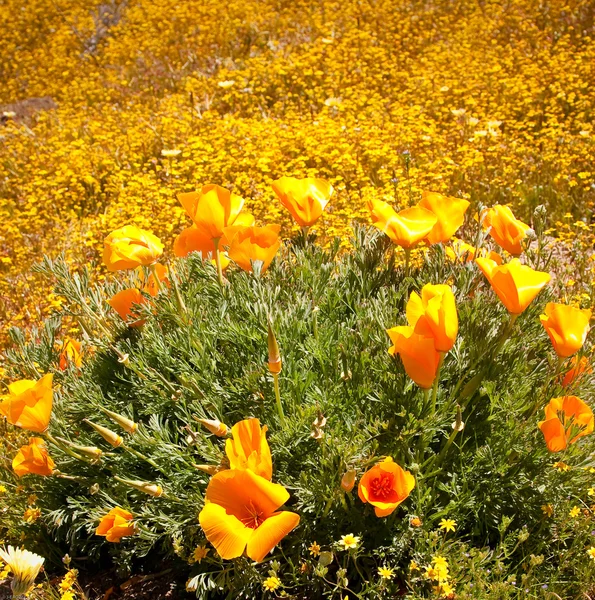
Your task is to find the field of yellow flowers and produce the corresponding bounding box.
[2,0,595,346]
[2,0,595,599]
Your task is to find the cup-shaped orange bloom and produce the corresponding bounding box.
[540,303,591,358]
[173,226,232,270]
[538,395,594,452]
[406,283,458,352]
[96,507,135,543]
[445,239,476,263]
[108,288,149,327]
[482,205,530,256]
[271,177,333,228]
[368,199,437,249]
[58,337,83,370]
[225,418,273,480]
[178,184,245,241]
[562,356,592,388]
[419,191,470,244]
[0,374,53,433]
[387,326,441,388]
[358,457,415,517]
[103,225,164,271]
[225,225,281,274]
[475,257,550,315]
[199,468,300,562]
[12,438,55,477]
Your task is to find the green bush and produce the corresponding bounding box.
[1,227,594,599]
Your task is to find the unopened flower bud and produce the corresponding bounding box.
[62,554,71,566]
[267,319,282,374]
[196,417,228,437]
[451,405,465,432]
[89,483,100,495]
[114,476,163,497]
[56,436,103,461]
[83,419,123,447]
[101,408,138,434]
[194,464,220,475]
[340,469,356,492]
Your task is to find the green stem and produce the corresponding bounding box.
[422,388,430,417]
[431,353,445,416]
[44,432,90,463]
[273,373,285,424]
[404,248,411,278]
[169,266,187,315]
[301,225,310,241]
[213,238,224,287]
[122,444,164,473]
[149,263,164,294]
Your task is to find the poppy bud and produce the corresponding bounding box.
[101,408,138,435]
[196,417,228,437]
[55,436,103,461]
[194,464,220,475]
[451,405,464,432]
[83,419,123,447]
[267,319,282,374]
[341,469,356,492]
[114,476,164,497]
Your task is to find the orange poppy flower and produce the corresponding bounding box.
[562,356,592,387]
[386,326,441,388]
[225,225,281,274]
[475,257,550,314]
[174,212,253,260]
[12,438,55,477]
[0,374,53,433]
[481,205,530,255]
[173,226,232,270]
[419,191,470,244]
[406,283,458,352]
[58,337,83,370]
[445,239,476,263]
[103,225,164,271]
[358,457,415,517]
[108,288,149,327]
[199,468,300,562]
[137,263,169,297]
[540,303,591,358]
[225,418,273,480]
[178,184,245,241]
[96,507,135,543]
[368,199,437,249]
[271,177,333,228]
[538,396,594,452]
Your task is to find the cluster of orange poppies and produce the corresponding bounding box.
[102,177,334,322]
[1,177,593,564]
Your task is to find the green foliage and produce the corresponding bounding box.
[1,227,595,598]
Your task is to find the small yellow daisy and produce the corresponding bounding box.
[438,518,457,532]
[263,576,281,592]
[339,534,360,549]
[378,566,394,579]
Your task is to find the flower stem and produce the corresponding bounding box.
[213,238,224,287]
[149,263,163,293]
[430,353,445,416]
[404,248,411,277]
[273,372,285,424]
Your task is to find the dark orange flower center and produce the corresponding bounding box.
[240,501,265,529]
[370,473,394,499]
